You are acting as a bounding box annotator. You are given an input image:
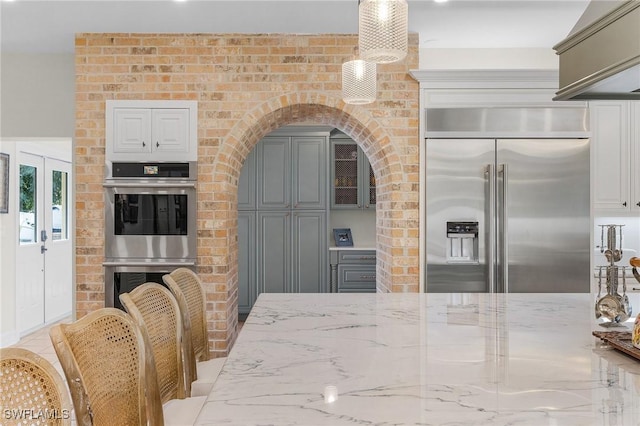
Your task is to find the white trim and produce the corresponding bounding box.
[0,330,20,348]
[410,69,560,90]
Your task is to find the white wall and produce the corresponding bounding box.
[0,141,18,346]
[329,209,376,249]
[419,47,558,70]
[1,53,75,138]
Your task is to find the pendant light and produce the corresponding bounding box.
[359,0,408,64]
[342,50,377,105]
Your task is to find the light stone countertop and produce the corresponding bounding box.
[195,292,640,426]
[328,245,376,251]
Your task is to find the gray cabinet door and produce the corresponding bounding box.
[292,211,327,293]
[360,155,376,209]
[292,137,326,209]
[257,137,290,210]
[257,211,291,295]
[238,148,256,210]
[238,211,256,315]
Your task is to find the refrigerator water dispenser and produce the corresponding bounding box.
[446,221,479,263]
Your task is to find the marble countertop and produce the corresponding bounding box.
[328,245,376,251]
[195,293,640,426]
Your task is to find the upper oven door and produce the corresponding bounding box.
[104,181,196,260]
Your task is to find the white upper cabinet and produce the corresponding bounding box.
[590,101,639,212]
[106,100,197,161]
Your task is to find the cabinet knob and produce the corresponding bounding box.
[636,202,640,207]
[623,201,627,207]
[156,141,159,148]
[142,141,146,147]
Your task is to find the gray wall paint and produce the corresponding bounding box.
[1,53,75,138]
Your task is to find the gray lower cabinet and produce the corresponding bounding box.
[238,211,256,314]
[330,250,376,293]
[292,211,327,293]
[238,149,256,210]
[257,211,291,295]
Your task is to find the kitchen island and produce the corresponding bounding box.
[195,293,640,425]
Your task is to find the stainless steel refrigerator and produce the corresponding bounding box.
[425,137,590,293]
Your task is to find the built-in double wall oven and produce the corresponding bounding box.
[103,161,197,308]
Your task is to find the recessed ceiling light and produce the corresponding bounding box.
[434,0,448,3]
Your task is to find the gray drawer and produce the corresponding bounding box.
[337,264,376,291]
[338,250,376,264]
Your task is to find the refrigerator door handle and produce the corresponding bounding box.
[498,163,509,293]
[485,164,496,293]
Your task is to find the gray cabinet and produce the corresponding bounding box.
[330,136,376,210]
[330,250,376,293]
[237,211,256,314]
[257,137,291,210]
[238,130,330,315]
[293,211,327,293]
[238,149,256,211]
[257,211,291,294]
[292,137,327,209]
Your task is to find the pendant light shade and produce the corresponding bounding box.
[342,58,377,105]
[359,0,408,64]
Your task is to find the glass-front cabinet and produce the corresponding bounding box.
[330,134,376,209]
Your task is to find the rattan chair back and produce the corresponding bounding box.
[163,268,210,363]
[120,282,188,402]
[163,268,209,387]
[0,347,73,426]
[49,308,163,426]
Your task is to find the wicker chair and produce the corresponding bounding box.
[163,268,226,397]
[119,282,189,401]
[49,308,164,426]
[0,347,73,426]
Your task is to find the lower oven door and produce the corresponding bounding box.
[104,181,196,259]
[103,260,196,310]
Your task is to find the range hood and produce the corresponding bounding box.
[554,1,640,100]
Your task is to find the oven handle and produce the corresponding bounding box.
[102,261,196,267]
[102,182,196,189]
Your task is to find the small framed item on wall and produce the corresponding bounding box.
[333,228,353,247]
[0,153,8,214]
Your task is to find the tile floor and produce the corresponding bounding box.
[7,316,72,379]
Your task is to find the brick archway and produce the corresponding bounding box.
[73,32,419,358]
[201,93,416,355]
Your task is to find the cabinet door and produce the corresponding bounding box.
[238,148,256,210]
[360,154,376,209]
[591,102,630,210]
[113,108,152,153]
[257,137,291,210]
[337,265,376,293]
[292,211,326,293]
[238,211,256,315]
[292,137,326,209]
[152,109,190,154]
[331,140,360,208]
[257,211,290,295]
[632,102,640,212]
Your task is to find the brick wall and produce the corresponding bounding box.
[75,33,420,356]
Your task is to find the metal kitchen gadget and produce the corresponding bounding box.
[595,224,632,326]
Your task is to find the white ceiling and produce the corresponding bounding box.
[0,0,591,54]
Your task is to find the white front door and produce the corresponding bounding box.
[44,158,72,322]
[16,152,45,334]
[16,152,73,335]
